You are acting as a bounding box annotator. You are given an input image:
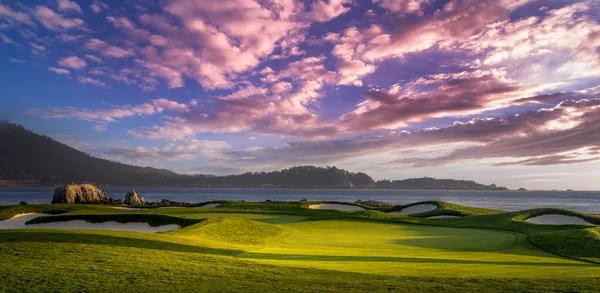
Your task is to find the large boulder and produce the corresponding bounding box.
[52,184,111,204]
[124,189,145,205]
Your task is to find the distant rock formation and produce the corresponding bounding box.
[355,199,393,207]
[52,184,111,204]
[518,187,528,191]
[124,189,145,205]
[146,199,189,207]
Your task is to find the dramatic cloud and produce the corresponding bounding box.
[341,70,522,131]
[4,0,600,187]
[222,98,600,169]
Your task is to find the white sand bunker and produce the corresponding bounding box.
[194,203,221,208]
[427,215,460,219]
[389,204,438,215]
[112,207,146,210]
[525,214,597,226]
[0,213,179,233]
[309,204,365,211]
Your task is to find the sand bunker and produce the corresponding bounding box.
[427,215,460,219]
[0,213,179,233]
[309,204,365,211]
[525,214,597,226]
[389,204,438,215]
[0,213,49,229]
[194,203,221,208]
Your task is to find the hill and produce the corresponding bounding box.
[0,122,506,190]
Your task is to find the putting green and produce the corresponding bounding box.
[233,220,600,278]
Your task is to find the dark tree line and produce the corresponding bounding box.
[0,122,506,190]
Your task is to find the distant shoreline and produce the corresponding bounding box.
[0,185,597,192]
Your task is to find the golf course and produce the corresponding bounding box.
[1,200,599,292]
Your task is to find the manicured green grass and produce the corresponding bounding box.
[0,201,599,292]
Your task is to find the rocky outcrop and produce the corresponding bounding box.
[124,189,145,205]
[355,199,393,207]
[146,199,188,207]
[52,184,111,204]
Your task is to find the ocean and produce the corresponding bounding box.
[1,188,599,213]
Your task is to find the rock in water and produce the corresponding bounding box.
[125,189,145,205]
[52,184,111,204]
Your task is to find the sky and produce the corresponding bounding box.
[0,0,600,190]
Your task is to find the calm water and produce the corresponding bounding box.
[1,188,599,213]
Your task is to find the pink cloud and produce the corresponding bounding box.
[77,76,106,87]
[85,55,102,63]
[102,46,133,58]
[57,0,82,14]
[33,6,84,31]
[56,34,82,42]
[29,98,191,122]
[85,38,108,50]
[90,0,109,14]
[358,0,533,61]
[58,56,87,69]
[135,59,184,88]
[48,67,70,75]
[0,4,35,26]
[0,33,13,44]
[340,70,522,131]
[305,0,352,22]
[223,98,600,168]
[152,98,190,112]
[374,0,429,15]
[129,84,339,140]
[89,0,355,90]
[457,2,600,83]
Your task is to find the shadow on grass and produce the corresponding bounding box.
[0,230,242,256]
[238,252,596,267]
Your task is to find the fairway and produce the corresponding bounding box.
[1,201,599,292]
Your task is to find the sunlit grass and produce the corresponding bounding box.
[1,201,599,292]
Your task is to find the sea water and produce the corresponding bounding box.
[1,188,599,213]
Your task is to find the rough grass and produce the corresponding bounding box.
[1,201,599,292]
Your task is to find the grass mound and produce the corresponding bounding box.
[170,217,282,245]
[387,201,502,217]
[531,227,600,263]
[512,208,600,225]
[0,205,71,221]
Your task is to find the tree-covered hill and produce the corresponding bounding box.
[0,122,506,190]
